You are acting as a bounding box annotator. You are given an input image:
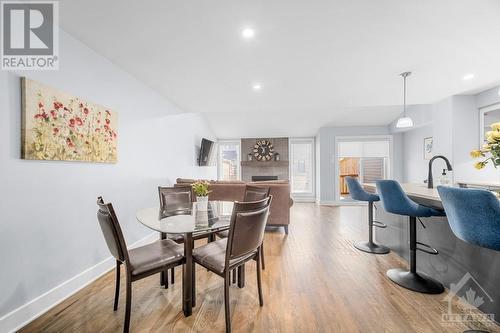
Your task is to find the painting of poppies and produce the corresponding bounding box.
[21,78,118,163]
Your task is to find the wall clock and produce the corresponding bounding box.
[253,140,274,161]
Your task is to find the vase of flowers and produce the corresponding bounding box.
[191,180,211,211]
[470,122,500,170]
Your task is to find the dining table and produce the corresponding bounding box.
[136,200,234,317]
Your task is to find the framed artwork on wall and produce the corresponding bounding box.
[424,137,433,160]
[21,78,118,163]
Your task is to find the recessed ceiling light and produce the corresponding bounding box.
[462,73,475,80]
[241,28,255,39]
[252,83,262,91]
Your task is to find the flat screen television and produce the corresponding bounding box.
[198,138,214,166]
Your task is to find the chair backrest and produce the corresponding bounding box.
[244,185,271,202]
[96,197,128,263]
[226,196,272,262]
[345,176,379,202]
[437,186,500,251]
[158,186,192,217]
[375,180,417,215]
[376,180,438,217]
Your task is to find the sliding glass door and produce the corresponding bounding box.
[337,138,391,202]
[290,138,315,200]
[217,140,241,181]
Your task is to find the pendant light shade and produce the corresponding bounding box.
[395,71,413,129]
[396,116,414,128]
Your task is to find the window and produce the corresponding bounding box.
[217,141,240,181]
[290,138,315,196]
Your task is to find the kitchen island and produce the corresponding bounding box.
[363,182,500,322]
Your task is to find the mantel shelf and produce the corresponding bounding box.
[241,160,289,167]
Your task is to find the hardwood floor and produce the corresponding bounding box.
[20,203,500,332]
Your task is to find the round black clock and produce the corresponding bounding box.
[253,140,274,161]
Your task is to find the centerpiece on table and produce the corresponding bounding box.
[191,180,211,211]
[470,122,500,170]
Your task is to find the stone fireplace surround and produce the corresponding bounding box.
[241,137,289,182]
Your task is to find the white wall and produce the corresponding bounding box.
[402,125,433,182]
[0,31,216,331]
[394,88,500,185]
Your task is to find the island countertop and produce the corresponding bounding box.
[363,182,440,201]
[363,182,500,209]
[456,180,500,190]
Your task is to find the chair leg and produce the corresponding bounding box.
[113,261,121,311]
[232,269,237,284]
[164,269,169,289]
[160,233,167,287]
[237,264,245,288]
[256,251,264,306]
[224,271,231,333]
[124,272,132,333]
[260,243,265,270]
[171,267,175,285]
[192,264,196,307]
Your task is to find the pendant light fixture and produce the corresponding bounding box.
[396,71,414,128]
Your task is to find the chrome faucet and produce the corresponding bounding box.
[427,155,452,189]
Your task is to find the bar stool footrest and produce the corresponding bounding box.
[416,242,439,255]
[372,220,387,228]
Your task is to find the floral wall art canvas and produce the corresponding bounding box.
[21,78,118,163]
[424,137,433,160]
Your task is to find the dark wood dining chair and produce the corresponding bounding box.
[217,185,270,270]
[243,185,271,202]
[192,196,272,332]
[158,186,216,287]
[96,197,184,333]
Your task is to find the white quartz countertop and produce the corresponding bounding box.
[455,180,500,188]
[363,183,442,202]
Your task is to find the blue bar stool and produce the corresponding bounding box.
[438,185,500,333]
[346,177,390,254]
[376,180,445,294]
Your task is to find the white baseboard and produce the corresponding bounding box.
[0,232,158,333]
[319,201,366,206]
[291,197,316,203]
[319,200,338,205]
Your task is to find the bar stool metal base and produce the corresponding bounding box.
[387,268,444,294]
[354,241,390,254]
[353,201,391,255]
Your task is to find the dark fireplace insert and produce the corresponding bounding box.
[252,176,278,181]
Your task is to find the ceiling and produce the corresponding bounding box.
[60,0,500,137]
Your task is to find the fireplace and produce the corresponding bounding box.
[241,138,289,182]
[252,176,278,181]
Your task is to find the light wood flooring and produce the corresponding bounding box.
[20,203,500,332]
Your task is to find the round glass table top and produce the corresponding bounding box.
[136,201,234,234]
